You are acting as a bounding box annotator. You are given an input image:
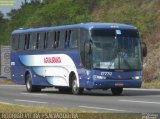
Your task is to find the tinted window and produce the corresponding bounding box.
[36,33,40,49]
[54,31,60,48]
[44,32,49,49]
[70,30,79,48]
[120,29,139,37]
[59,31,65,48]
[65,30,71,48]
[29,33,36,50]
[19,34,25,50]
[38,33,45,49]
[24,34,30,50]
[91,29,115,37]
[12,34,19,50]
[47,31,54,49]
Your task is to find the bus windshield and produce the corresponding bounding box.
[91,29,142,70]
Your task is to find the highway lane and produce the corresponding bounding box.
[0,85,160,113]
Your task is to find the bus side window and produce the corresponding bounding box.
[44,32,48,49]
[11,35,15,50]
[57,31,60,48]
[59,31,65,49]
[47,31,54,49]
[64,31,68,48]
[12,34,19,50]
[65,30,71,48]
[54,31,60,48]
[70,30,78,48]
[54,32,57,48]
[24,34,30,50]
[29,33,36,50]
[38,32,45,49]
[24,34,27,50]
[27,34,30,50]
[36,33,40,49]
[19,34,25,50]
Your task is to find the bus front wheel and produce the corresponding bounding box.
[25,74,41,92]
[111,87,123,95]
[71,76,84,95]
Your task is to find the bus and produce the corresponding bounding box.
[10,22,147,95]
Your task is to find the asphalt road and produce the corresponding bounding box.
[0,84,160,113]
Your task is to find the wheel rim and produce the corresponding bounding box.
[73,80,78,93]
[26,80,30,90]
[26,75,31,90]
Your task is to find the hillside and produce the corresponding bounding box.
[0,0,160,82]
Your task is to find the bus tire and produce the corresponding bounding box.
[111,87,123,95]
[71,75,83,95]
[25,74,41,92]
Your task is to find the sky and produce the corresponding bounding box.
[0,0,29,18]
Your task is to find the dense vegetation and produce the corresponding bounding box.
[0,0,160,82]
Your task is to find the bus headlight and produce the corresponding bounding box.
[132,76,142,80]
[93,75,106,80]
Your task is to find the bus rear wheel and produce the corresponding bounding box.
[111,87,123,95]
[71,76,83,95]
[25,74,41,92]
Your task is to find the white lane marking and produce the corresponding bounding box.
[21,93,47,96]
[15,99,48,104]
[119,100,160,105]
[79,105,132,112]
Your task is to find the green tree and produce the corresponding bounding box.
[7,9,18,18]
[0,11,4,20]
[0,11,8,44]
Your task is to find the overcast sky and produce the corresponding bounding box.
[0,0,30,18]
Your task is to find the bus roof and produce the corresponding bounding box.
[12,22,137,34]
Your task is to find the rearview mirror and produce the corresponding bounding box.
[141,42,147,57]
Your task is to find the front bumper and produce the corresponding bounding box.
[80,79,142,89]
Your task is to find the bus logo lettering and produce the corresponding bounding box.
[101,72,112,76]
[44,57,61,63]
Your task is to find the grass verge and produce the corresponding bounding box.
[142,81,160,89]
[0,104,142,119]
[0,79,14,85]
[0,103,86,113]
